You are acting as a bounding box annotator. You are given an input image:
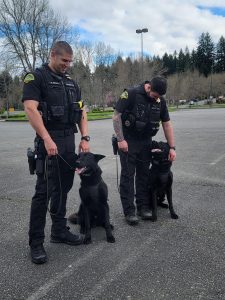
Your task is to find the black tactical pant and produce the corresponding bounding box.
[119,141,151,216]
[29,129,76,247]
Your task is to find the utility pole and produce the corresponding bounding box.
[136,28,148,81]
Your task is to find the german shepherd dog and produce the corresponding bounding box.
[72,152,115,244]
[149,141,179,222]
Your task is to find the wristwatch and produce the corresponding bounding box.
[81,135,90,142]
[170,146,176,150]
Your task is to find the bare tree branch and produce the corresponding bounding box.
[0,0,74,72]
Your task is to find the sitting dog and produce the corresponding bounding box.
[149,141,179,222]
[70,152,115,244]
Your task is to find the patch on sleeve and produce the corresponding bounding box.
[24,73,35,83]
[120,90,128,100]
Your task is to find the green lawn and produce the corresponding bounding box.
[1,111,114,121]
[1,104,225,121]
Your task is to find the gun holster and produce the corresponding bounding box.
[27,147,36,175]
[112,134,118,155]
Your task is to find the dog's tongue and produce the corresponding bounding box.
[75,167,86,175]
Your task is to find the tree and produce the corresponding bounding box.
[92,42,117,107]
[215,36,225,73]
[0,70,12,99]
[162,52,176,75]
[177,49,186,73]
[196,32,214,77]
[70,61,92,105]
[0,0,73,72]
[74,41,94,67]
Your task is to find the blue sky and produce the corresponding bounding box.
[198,6,225,16]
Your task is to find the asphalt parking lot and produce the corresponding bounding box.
[0,108,225,300]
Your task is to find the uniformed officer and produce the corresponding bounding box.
[113,76,176,225]
[22,41,90,264]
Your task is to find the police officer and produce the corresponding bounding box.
[113,76,176,225]
[22,41,90,264]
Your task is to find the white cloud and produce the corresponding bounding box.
[50,0,225,57]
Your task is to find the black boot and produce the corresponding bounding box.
[30,244,47,264]
[50,226,83,245]
[125,214,139,225]
[137,209,152,220]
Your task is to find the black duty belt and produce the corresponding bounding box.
[48,128,74,137]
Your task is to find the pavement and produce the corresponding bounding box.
[0,108,225,300]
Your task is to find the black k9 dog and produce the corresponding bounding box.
[149,141,179,222]
[72,152,115,244]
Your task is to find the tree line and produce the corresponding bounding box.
[0,0,224,111]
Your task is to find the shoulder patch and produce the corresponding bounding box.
[24,73,35,83]
[120,90,128,100]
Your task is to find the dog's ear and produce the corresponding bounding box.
[94,154,105,162]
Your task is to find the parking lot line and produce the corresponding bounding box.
[26,244,105,300]
[210,153,225,165]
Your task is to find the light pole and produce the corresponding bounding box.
[136,28,148,81]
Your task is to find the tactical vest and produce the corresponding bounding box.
[121,87,161,138]
[36,65,82,130]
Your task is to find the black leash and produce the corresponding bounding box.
[57,153,75,170]
[44,154,75,216]
[114,154,120,193]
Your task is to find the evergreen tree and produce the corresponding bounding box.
[196,32,215,77]
[172,51,178,73]
[177,49,186,73]
[215,36,225,72]
[184,47,191,71]
[190,49,197,71]
[162,52,176,75]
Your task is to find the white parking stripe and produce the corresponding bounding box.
[210,153,225,165]
[26,244,105,300]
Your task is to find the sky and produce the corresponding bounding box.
[49,0,225,58]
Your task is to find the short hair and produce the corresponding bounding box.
[51,41,73,55]
[150,76,167,96]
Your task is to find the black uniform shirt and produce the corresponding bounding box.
[22,65,80,103]
[22,69,43,103]
[115,84,170,123]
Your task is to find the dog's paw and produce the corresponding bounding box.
[171,213,179,219]
[110,224,114,230]
[150,216,157,222]
[107,235,115,243]
[83,237,92,244]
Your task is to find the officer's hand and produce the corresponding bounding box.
[43,136,58,156]
[168,149,176,161]
[79,140,90,153]
[118,140,128,152]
